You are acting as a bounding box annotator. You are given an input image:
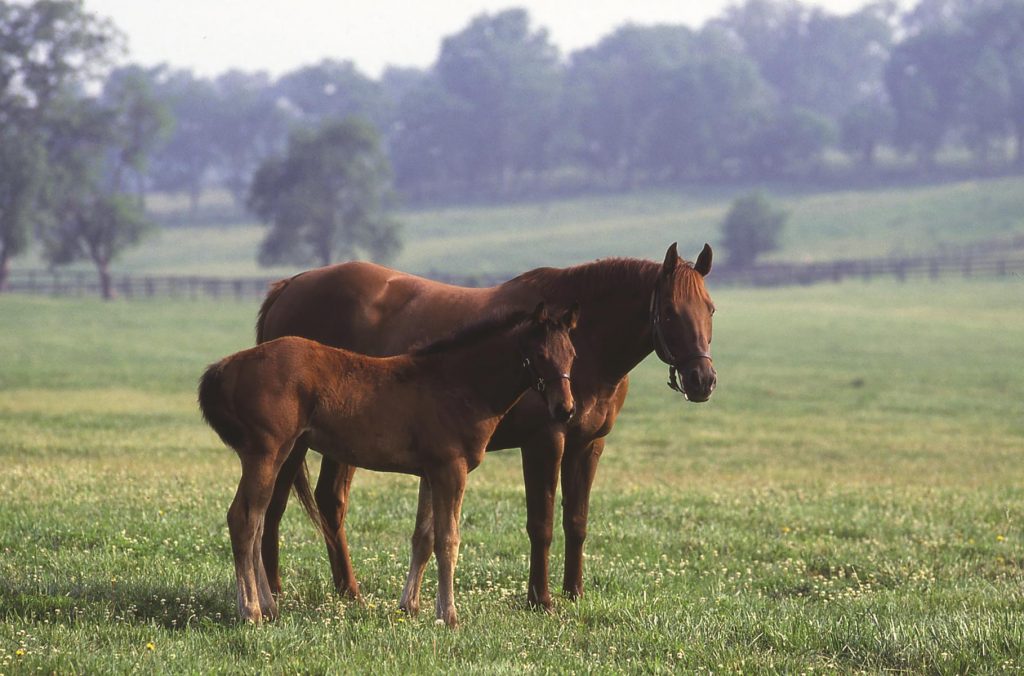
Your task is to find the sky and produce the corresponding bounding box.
[84,0,880,79]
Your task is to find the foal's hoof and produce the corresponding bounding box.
[398,600,420,617]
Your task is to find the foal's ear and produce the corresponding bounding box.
[694,243,713,277]
[532,301,548,323]
[563,301,581,330]
[661,242,680,277]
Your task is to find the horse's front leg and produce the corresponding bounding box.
[520,433,565,611]
[428,462,467,628]
[314,458,361,599]
[561,436,605,600]
[399,477,433,615]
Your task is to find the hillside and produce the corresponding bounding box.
[12,176,1024,278]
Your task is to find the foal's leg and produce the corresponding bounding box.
[399,477,434,615]
[314,458,361,599]
[261,440,308,595]
[520,434,565,610]
[429,464,467,628]
[560,437,605,600]
[227,454,280,623]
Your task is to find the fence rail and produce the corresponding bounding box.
[3,251,1023,300]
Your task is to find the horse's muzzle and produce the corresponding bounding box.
[682,363,717,403]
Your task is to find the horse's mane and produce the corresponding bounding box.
[411,309,532,357]
[511,257,662,299]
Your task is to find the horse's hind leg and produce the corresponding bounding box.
[399,477,434,615]
[228,454,279,623]
[314,458,361,599]
[261,440,308,595]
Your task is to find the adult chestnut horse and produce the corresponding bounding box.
[200,304,579,626]
[257,243,716,609]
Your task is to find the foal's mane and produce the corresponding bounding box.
[411,309,532,357]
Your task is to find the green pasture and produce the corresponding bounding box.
[1,277,1022,672]
[13,175,1024,278]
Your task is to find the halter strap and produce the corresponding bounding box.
[649,286,712,394]
[522,356,571,393]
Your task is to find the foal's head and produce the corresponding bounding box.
[520,302,580,423]
[651,243,717,402]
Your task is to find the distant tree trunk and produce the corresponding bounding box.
[188,184,201,219]
[0,250,9,292]
[1015,120,1024,168]
[97,260,114,300]
[861,143,876,168]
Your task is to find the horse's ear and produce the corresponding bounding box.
[694,243,713,277]
[661,242,680,277]
[563,301,580,330]
[532,301,548,323]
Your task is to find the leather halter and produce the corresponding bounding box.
[522,355,571,394]
[649,283,712,395]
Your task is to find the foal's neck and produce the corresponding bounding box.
[419,329,530,418]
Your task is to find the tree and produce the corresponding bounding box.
[717,0,895,119]
[0,0,120,288]
[248,118,400,268]
[435,9,562,192]
[744,106,836,176]
[210,70,290,204]
[40,94,157,300]
[0,129,46,290]
[720,191,788,268]
[148,70,221,215]
[274,59,389,129]
[840,96,895,167]
[101,65,173,206]
[564,25,697,186]
[44,194,153,299]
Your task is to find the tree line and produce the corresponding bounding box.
[138,0,1024,204]
[3,0,1024,295]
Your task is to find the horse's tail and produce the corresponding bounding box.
[291,458,327,536]
[256,277,291,344]
[197,361,245,449]
[254,273,326,534]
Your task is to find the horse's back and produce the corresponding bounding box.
[258,261,497,356]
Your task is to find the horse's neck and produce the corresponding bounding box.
[418,331,529,418]
[509,260,658,381]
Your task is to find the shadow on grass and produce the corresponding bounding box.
[0,576,236,630]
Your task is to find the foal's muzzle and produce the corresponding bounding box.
[553,402,576,423]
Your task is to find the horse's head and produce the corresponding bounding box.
[520,301,579,423]
[651,243,717,402]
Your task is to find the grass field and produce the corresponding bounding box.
[1,277,1022,672]
[12,175,1024,278]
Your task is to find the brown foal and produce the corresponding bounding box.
[199,303,579,626]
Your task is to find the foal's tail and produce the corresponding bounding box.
[198,362,245,449]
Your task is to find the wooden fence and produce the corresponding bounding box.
[3,251,1023,300]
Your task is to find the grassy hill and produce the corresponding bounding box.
[11,175,1024,278]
